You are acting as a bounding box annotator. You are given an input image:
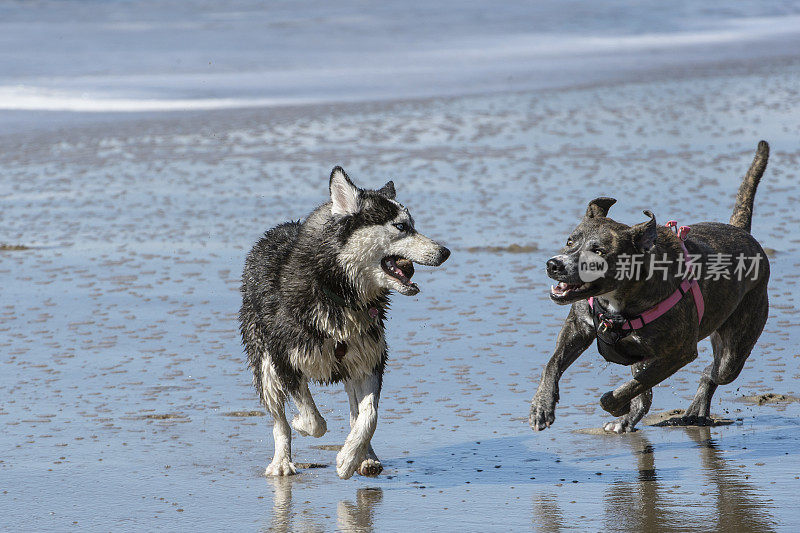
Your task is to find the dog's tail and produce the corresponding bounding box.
[730,140,769,233]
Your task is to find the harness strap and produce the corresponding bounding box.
[680,241,705,324]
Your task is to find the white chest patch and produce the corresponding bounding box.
[289,304,386,382]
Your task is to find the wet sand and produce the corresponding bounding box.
[2,59,800,530]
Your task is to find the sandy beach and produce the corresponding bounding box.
[2,2,800,531]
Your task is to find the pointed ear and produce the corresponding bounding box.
[630,210,658,253]
[585,197,617,218]
[378,180,396,199]
[329,166,361,216]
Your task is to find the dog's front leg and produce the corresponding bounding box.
[265,403,296,476]
[290,380,328,438]
[337,373,381,479]
[530,306,595,431]
[600,348,698,417]
[346,381,382,477]
[603,363,653,433]
[261,359,296,476]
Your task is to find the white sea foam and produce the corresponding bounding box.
[0,86,319,112]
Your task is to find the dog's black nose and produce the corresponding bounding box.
[438,246,451,264]
[546,257,565,276]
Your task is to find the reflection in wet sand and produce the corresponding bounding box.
[337,488,383,532]
[266,477,382,533]
[533,493,565,533]
[603,434,673,531]
[266,477,325,533]
[603,430,776,532]
[266,477,300,533]
[685,427,777,533]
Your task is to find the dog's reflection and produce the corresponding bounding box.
[266,476,383,533]
[684,427,775,532]
[603,432,665,531]
[533,492,566,532]
[603,428,775,532]
[337,487,384,532]
[266,477,300,533]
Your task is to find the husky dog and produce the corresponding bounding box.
[530,142,770,433]
[240,167,450,479]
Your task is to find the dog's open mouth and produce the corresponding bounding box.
[381,255,417,288]
[550,281,594,301]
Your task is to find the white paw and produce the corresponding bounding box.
[336,448,364,480]
[603,420,633,434]
[357,458,383,477]
[265,458,297,476]
[291,414,327,438]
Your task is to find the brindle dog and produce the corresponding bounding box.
[530,141,770,433]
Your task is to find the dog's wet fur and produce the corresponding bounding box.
[240,167,449,478]
[531,141,771,434]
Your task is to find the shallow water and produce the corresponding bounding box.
[3,0,800,116]
[3,58,800,531]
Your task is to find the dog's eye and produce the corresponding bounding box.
[566,238,574,247]
[593,249,604,256]
[393,223,409,232]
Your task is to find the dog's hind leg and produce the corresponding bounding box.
[337,373,382,479]
[260,359,296,476]
[684,361,718,421]
[290,380,327,438]
[685,286,768,421]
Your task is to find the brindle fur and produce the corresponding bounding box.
[530,141,771,433]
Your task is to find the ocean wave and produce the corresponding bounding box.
[2,14,799,112]
[0,86,319,112]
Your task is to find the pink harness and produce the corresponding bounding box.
[588,221,704,332]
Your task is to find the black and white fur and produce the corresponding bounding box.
[240,167,450,479]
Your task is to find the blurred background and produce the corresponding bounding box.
[3,1,800,123]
